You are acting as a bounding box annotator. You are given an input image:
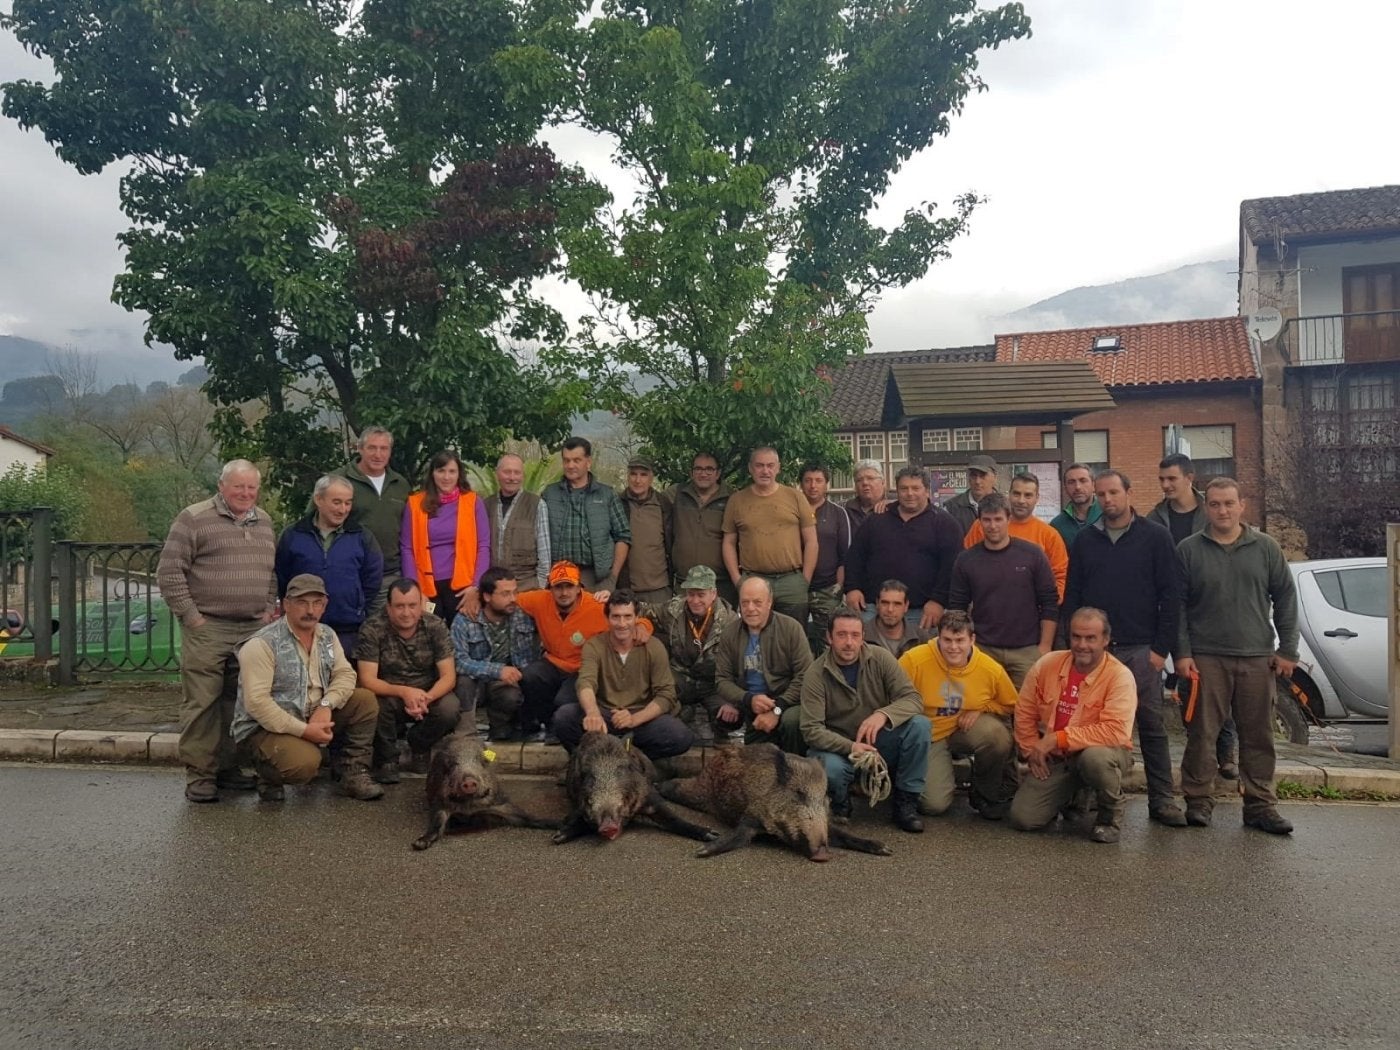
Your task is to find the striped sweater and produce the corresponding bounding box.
[158,495,277,626]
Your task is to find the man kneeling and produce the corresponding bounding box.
[554,591,695,763]
[230,573,383,802]
[899,610,1019,819]
[800,609,930,833]
[1009,607,1136,843]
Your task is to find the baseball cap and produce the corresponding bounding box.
[548,561,582,586]
[681,565,717,590]
[627,455,655,473]
[967,454,998,475]
[284,573,328,599]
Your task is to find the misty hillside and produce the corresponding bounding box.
[996,259,1237,332]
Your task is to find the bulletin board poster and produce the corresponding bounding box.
[1015,463,1062,522]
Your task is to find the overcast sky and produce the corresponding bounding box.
[1,0,1396,379]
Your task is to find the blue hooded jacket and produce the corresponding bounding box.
[274,515,384,630]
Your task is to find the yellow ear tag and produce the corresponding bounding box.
[482,749,497,763]
[624,736,631,751]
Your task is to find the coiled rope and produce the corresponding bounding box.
[849,748,891,807]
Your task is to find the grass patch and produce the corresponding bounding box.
[1276,779,1400,802]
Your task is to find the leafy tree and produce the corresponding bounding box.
[2,0,601,509]
[515,0,1030,478]
[0,462,89,540]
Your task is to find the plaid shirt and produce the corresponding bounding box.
[452,608,538,682]
[550,477,631,568]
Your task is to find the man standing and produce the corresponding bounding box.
[617,456,673,607]
[862,581,930,659]
[485,452,550,591]
[1064,469,1185,827]
[800,463,851,651]
[231,574,384,802]
[669,452,734,606]
[1009,608,1137,843]
[1149,453,1207,545]
[721,446,817,624]
[947,492,1059,688]
[715,576,812,753]
[542,437,631,590]
[899,610,1018,819]
[515,560,611,739]
[963,471,1068,601]
[842,460,889,535]
[554,592,694,762]
[1176,478,1299,835]
[355,577,462,782]
[276,474,383,655]
[644,566,737,744]
[941,454,998,537]
[801,609,930,833]
[157,458,277,803]
[1049,462,1101,549]
[1150,452,1238,779]
[338,426,411,582]
[844,465,962,631]
[452,567,539,742]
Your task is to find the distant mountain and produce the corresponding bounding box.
[996,259,1237,332]
[0,332,187,389]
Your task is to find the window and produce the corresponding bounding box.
[886,430,908,484]
[1342,263,1400,364]
[1164,425,1234,482]
[1041,430,1109,473]
[953,427,983,451]
[856,432,885,464]
[1299,368,1399,483]
[922,428,950,452]
[1314,567,1387,618]
[831,433,855,491]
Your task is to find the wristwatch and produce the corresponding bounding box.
[771,705,782,717]
[318,698,332,709]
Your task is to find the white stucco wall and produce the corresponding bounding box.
[1297,235,1400,317]
[0,436,49,473]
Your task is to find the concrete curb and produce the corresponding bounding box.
[2,728,1397,796]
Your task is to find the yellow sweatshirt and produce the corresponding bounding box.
[898,641,1019,743]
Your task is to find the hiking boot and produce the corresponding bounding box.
[184,778,219,804]
[405,750,431,776]
[892,790,924,834]
[340,768,385,801]
[1089,824,1121,844]
[215,768,257,791]
[1185,800,1213,827]
[372,762,400,785]
[1149,801,1188,827]
[257,780,285,803]
[829,797,852,825]
[970,792,1009,821]
[1218,757,1240,780]
[1244,808,1294,835]
[652,756,681,782]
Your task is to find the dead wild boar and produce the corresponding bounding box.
[412,732,556,851]
[659,743,893,862]
[553,732,718,845]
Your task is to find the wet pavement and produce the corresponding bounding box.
[4,763,1400,1049]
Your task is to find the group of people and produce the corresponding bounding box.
[156,432,1299,844]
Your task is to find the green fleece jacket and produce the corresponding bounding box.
[1176,525,1299,661]
[714,611,812,713]
[800,644,924,756]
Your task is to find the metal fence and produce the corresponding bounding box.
[0,508,54,661]
[0,507,180,682]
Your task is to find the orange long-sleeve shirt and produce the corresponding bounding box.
[964,516,1068,601]
[514,590,652,674]
[1014,650,1136,755]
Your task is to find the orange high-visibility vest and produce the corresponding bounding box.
[406,491,479,595]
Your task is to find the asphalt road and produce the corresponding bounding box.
[4,763,1400,1050]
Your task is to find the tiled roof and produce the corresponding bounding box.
[993,317,1257,387]
[827,346,994,428]
[1241,185,1400,244]
[0,425,56,457]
